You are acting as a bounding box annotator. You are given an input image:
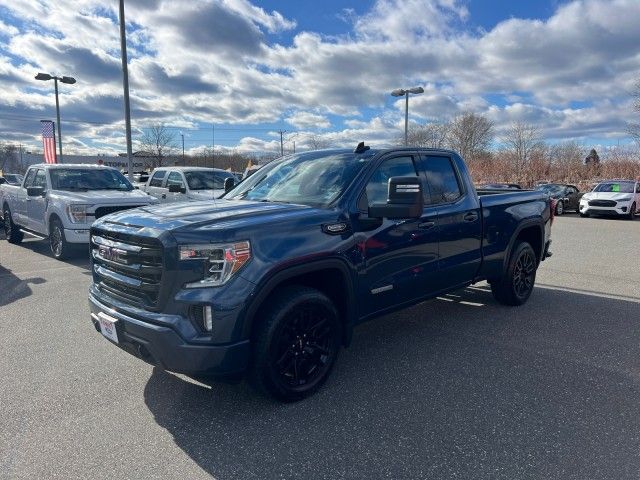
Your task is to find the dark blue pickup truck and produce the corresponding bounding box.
[88,145,552,401]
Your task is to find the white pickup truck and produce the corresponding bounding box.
[141,166,237,203]
[1,164,158,259]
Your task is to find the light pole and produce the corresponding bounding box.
[35,73,76,161]
[391,86,424,146]
[180,132,185,162]
[118,0,134,183]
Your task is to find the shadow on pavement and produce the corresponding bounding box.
[1,235,92,272]
[144,286,640,480]
[0,263,46,307]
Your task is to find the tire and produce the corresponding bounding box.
[248,286,341,402]
[628,203,636,220]
[579,211,589,218]
[49,217,72,260]
[555,200,564,215]
[491,241,537,306]
[3,206,23,244]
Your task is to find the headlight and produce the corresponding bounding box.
[619,195,634,201]
[67,204,89,223]
[180,241,251,287]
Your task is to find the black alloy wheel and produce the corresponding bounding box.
[491,241,537,306]
[512,248,536,300]
[250,286,341,402]
[555,200,564,215]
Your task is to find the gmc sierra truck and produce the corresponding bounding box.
[88,145,553,401]
[1,164,158,259]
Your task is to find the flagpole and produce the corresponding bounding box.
[119,0,134,182]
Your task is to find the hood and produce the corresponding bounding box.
[187,189,224,200]
[94,199,331,233]
[582,191,635,201]
[53,189,156,204]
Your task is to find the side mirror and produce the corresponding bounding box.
[27,186,45,197]
[368,177,423,219]
[224,177,235,193]
[168,184,186,193]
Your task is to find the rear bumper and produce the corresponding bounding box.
[88,293,251,377]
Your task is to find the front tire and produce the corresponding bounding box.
[491,242,537,306]
[248,286,341,402]
[628,203,636,220]
[49,218,71,260]
[555,200,564,215]
[3,206,23,244]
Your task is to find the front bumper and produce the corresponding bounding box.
[64,227,91,243]
[89,292,251,377]
[579,202,632,216]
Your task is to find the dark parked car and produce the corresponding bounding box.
[0,173,24,186]
[534,183,583,215]
[476,183,522,190]
[88,145,553,401]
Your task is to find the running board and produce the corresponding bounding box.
[20,228,47,240]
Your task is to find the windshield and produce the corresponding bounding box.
[593,182,634,193]
[49,168,133,191]
[184,170,234,190]
[535,184,564,194]
[224,151,370,207]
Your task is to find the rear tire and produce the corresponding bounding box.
[49,218,72,260]
[491,241,537,306]
[3,206,23,244]
[555,200,564,215]
[248,286,341,402]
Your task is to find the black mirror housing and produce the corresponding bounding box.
[168,184,185,193]
[27,186,45,197]
[224,177,235,193]
[368,176,423,219]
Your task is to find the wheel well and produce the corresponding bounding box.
[48,213,61,232]
[247,267,353,345]
[514,225,543,263]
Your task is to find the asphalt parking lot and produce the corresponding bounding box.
[1,214,639,480]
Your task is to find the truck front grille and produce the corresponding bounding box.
[91,230,163,309]
[588,200,616,207]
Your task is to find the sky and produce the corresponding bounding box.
[0,0,639,156]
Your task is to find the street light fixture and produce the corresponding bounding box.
[35,72,77,161]
[391,86,424,146]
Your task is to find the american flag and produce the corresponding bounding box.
[41,120,57,164]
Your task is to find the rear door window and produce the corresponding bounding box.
[423,156,463,205]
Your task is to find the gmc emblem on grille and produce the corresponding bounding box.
[99,246,124,263]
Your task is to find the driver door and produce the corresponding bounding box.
[357,154,439,317]
[26,169,48,233]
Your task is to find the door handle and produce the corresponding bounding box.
[161,193,166,199]
[418,221,435,229]
[463,212,478,222]
[25,197,32,202]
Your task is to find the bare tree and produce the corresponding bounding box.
[305,134,331,150]
[0,143,19,173]
[503,121,544,169]
[447,112,494,161]
[404,122,450,148]
[138,124,178,167]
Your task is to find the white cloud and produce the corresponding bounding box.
[286,111,331,130]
